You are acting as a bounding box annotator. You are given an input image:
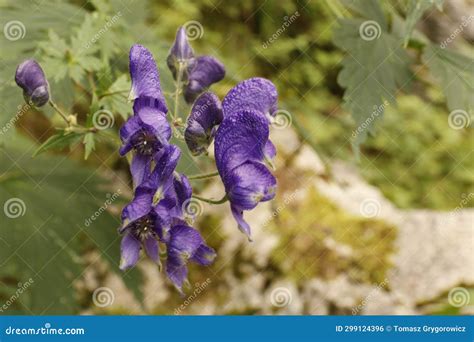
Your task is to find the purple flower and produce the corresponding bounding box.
[214,78,279,238]
[119,97,172,187]
[166,225,216,293]
[15,59,49,107]
[167,26,195,81]
[185,92,223,156]
[185,56,225,103]
[222,77,278,118]
[129,44,168,112]
[166,29,225,103]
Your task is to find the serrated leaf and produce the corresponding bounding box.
[422,44,474,114]
[32,130,83,157]
[334,1,412,153]
[404,0,444,46]
[98,74,132,120]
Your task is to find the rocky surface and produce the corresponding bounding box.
[82,127,473,315]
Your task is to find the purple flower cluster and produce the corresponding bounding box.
[167,27,225,103]
[119,45,215,292]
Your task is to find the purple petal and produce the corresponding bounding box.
[185,56,225,103]
[15,59,49,107]
[119,115,142,147]
[169,225,203,256]
[264,140,277,160]
[190,244,216,266]
[143,236,159,262]
[154,200,173,242]
[222,77,278,118]
[129,44,167,111]
[141,144,180,191]
[120,233,141,270]
[231,205,252,239]
[133,97,171,142]
[224,161,276,210]
[214,109,269,177]
[166,250,188,293]
[121,187,153,224]
[130,153,151,188]
[185,92,223,156]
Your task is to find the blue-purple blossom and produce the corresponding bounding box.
[167,28,225,103]
[185,92,223,156]
[166,224,216,292]
[15,59,49,107]
[214,78,279,238]
[167,26,195,81]
[184,56,225,103]
[119,43,216,290]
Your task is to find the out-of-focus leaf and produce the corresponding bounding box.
[0,139,142,314]
[403,0,444,46]
[32,130,83,157]
[422,44,474,114]
[334,0,412,154]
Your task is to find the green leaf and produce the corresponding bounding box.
[32,130,84,157]
[98,74,132,120]
[83,133,95,160]
[334,1,413,153]
[422,44,474,114]
[403,0,444,46]
[0,139,141,314]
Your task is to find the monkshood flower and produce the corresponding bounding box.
[119,97,172,187]
[214,78,279,238]
[119,145,179,270]
[166,26,195,81]
[166,224,216,293]
[184,92,223,156]
[167,26,225,104]
[15,59,49,107]
[184,56,225,103]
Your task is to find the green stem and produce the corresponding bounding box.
[99,90,128,99]
[188,171,220,180]
[192,194,228,205]
[48,100,70,125]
